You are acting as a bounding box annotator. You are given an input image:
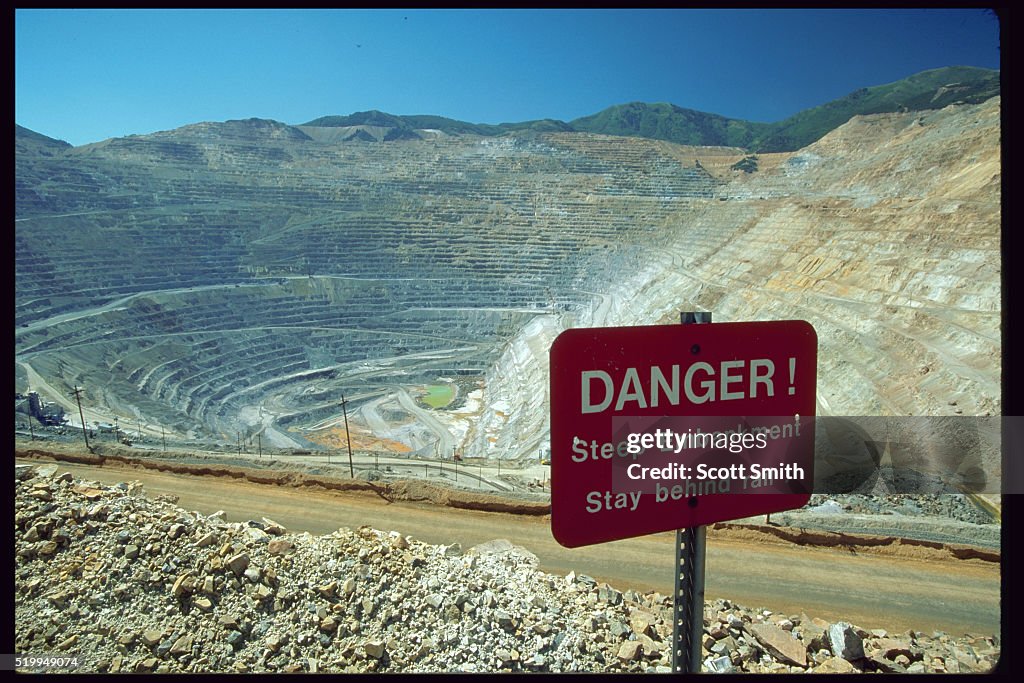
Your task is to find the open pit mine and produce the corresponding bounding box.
[15,97,1000,463]
[14,92,1002,673]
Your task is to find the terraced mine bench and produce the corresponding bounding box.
[16,100,1001,457]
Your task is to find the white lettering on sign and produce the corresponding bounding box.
[581,359,783,414]
[585,490,643,513]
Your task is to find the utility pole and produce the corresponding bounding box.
[341,394,354,478]
[161,426,166,452]
[113,416,119,442]
[28,419,35,440]
[257,433,262,458]
[72,386,90,451]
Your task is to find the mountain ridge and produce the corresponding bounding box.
[16,66,998,153]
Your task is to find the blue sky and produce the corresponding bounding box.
[16,8,1000,147]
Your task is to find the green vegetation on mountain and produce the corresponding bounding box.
[753,66,1000,152]
[301,68,996,152]
[302,110,573,136]
[20,67,999,153]
[572,67,998,152]
[731,155,759,173]
[569,102,770,148]
[303,110,410,129]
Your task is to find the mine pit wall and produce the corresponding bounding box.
[472,99,1000,460]
[15,99,999,459]
[462,314,563,462]
[16,122,724,447]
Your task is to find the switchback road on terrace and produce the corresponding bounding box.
[20,458,1000,639]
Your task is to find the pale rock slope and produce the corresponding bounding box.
[475,98,1000,460]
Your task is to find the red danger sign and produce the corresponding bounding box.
[550,320,817,548]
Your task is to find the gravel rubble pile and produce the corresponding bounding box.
[14,464,999,673]
[806,493,994,526]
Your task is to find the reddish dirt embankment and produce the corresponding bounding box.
[15,447,550,516]
[16,446,999,565]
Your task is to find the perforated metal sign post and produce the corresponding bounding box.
[549,315,817,672]
[674,311,710,675]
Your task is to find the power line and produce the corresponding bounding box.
[341,394,354,478]
[71,386,90,451]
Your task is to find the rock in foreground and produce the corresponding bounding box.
[14,466,999,673]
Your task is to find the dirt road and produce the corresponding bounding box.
[24,458,1000,638]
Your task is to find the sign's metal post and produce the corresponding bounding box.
[674,310,711,673]
[674,526,708,672]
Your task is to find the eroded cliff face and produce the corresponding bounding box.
[474,98,1000,460]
